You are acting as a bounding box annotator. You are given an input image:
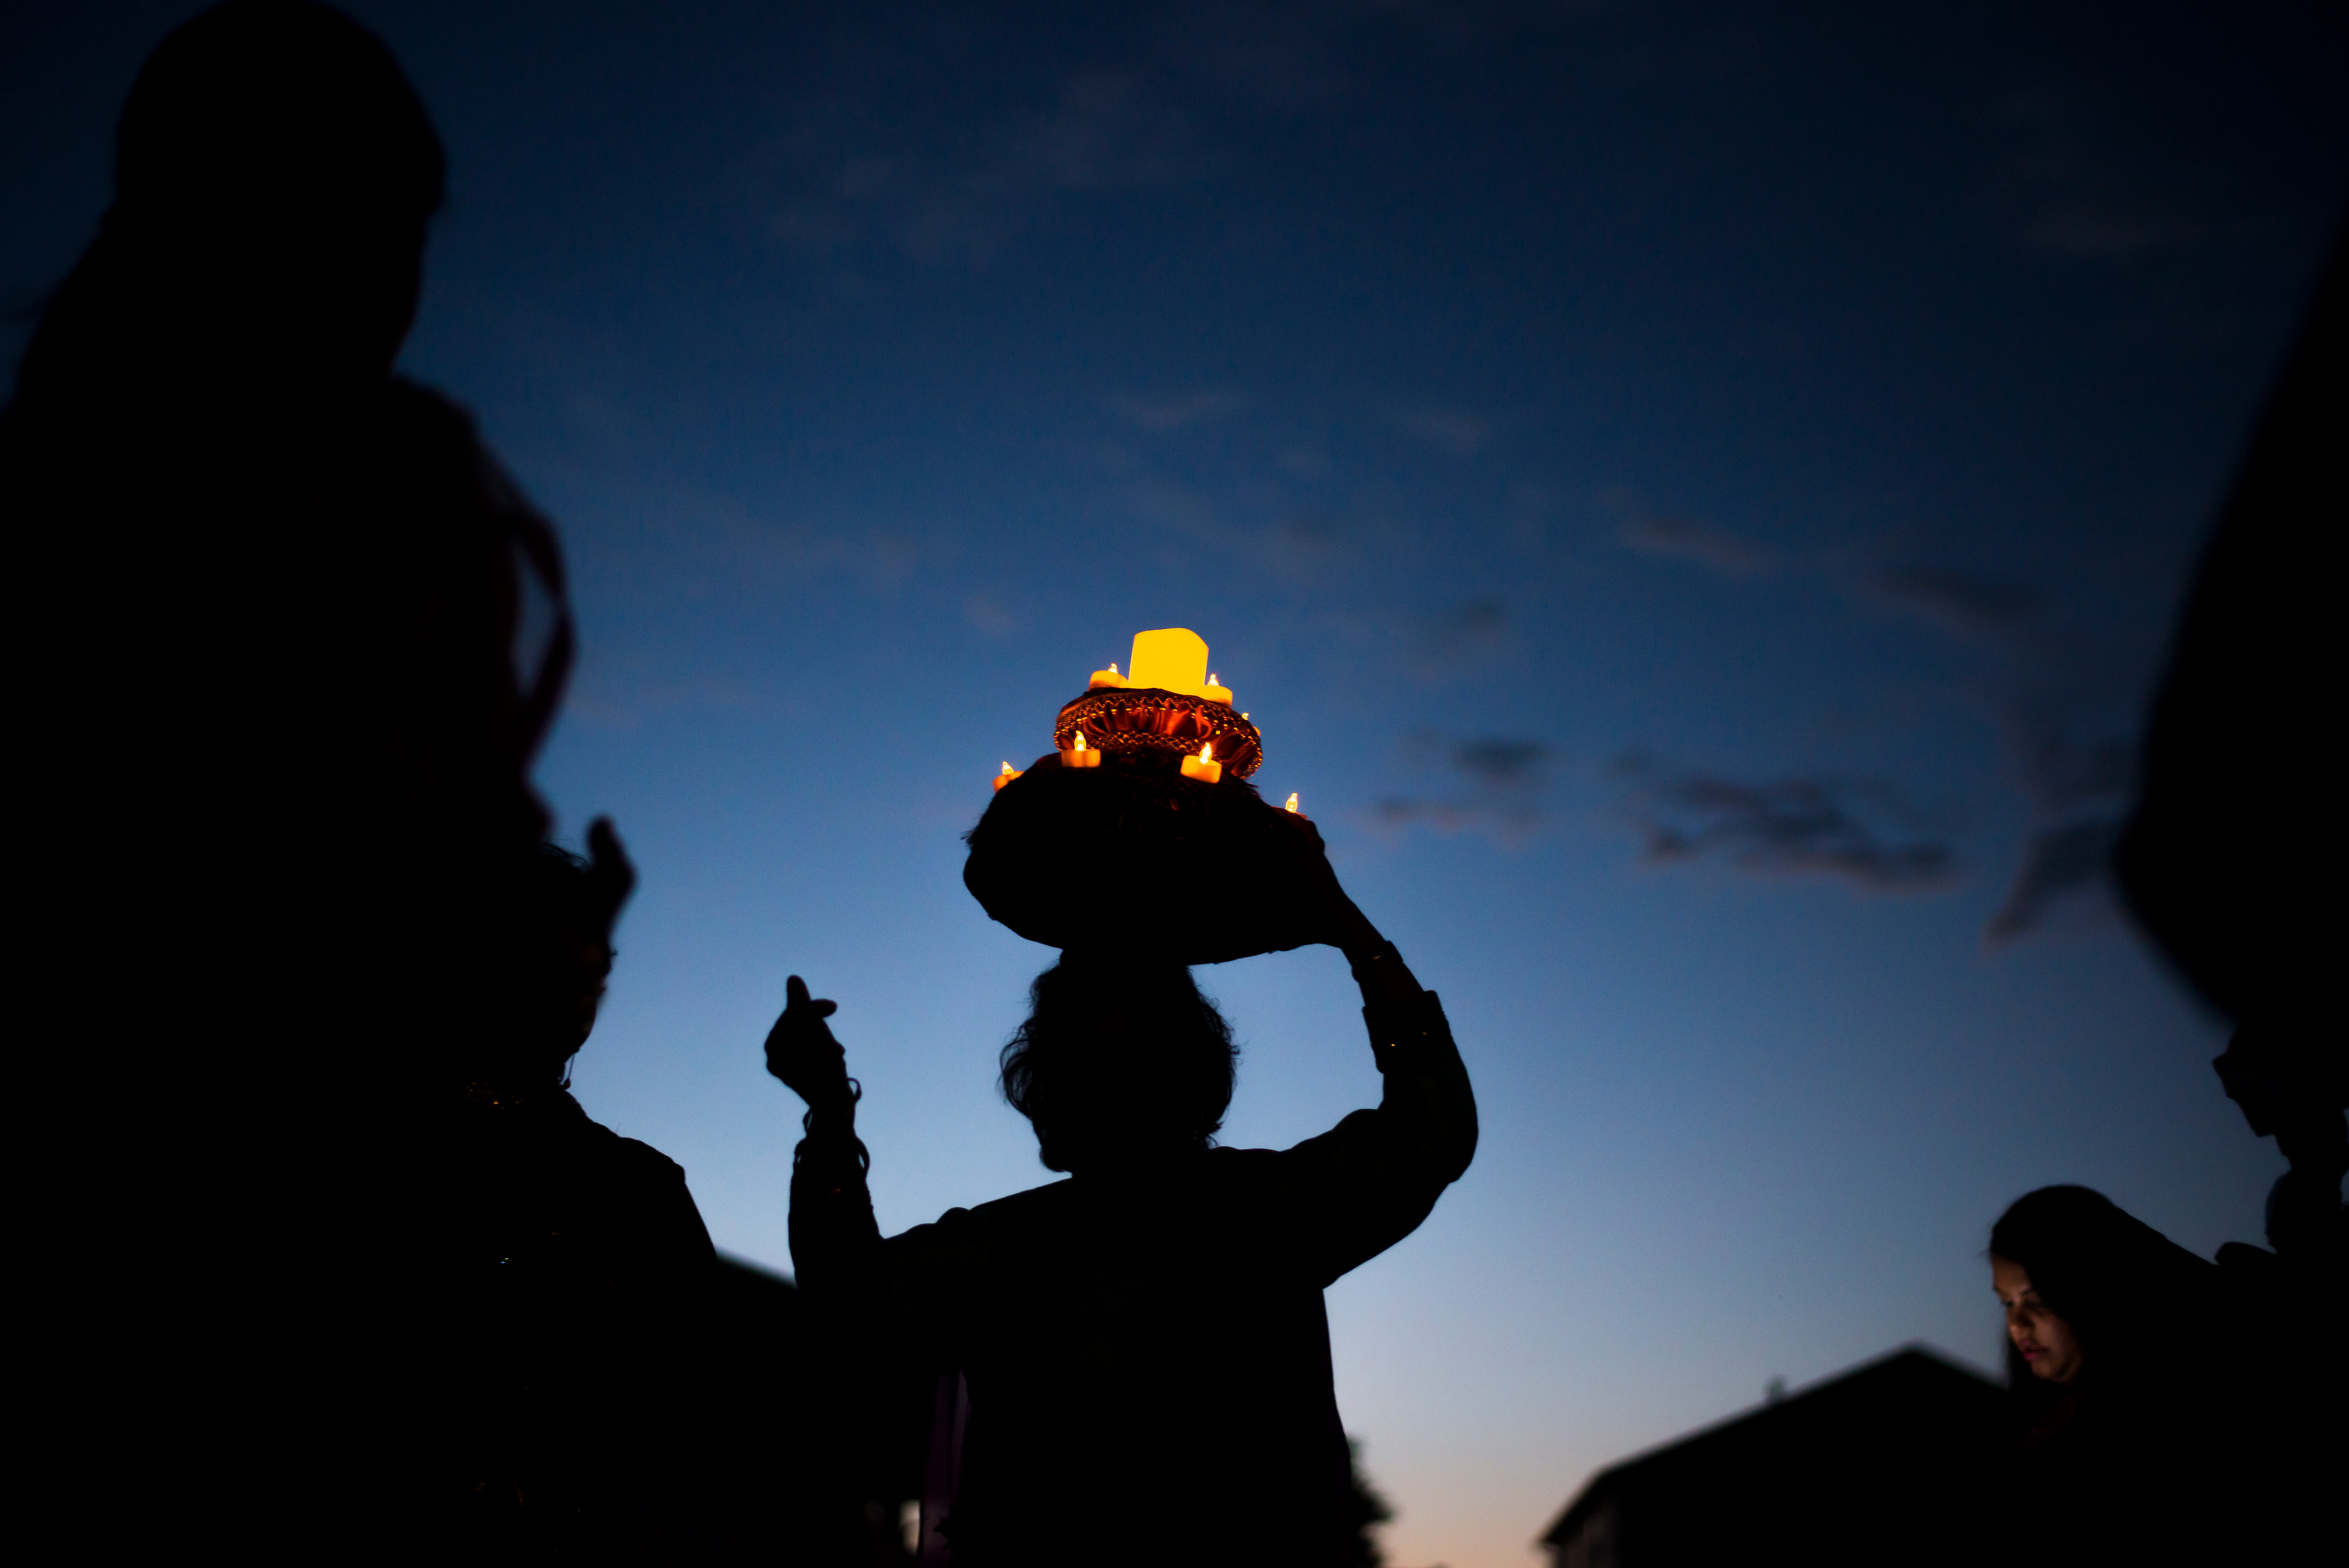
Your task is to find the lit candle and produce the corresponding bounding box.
[1088,661,1126,690]
[994,761,1023,792]
[1203,672,1233,704]
[1179,740,1223,784]
[1060,731,1102,768]
[1284,792,1301,814]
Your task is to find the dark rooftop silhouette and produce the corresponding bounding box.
[1540,1346,2004,1568]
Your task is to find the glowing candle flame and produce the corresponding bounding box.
[1198,741,1214,762]
[1110,663,1119,675]
[1073,732,1088,751]
[1207,673,1217,686]
[1285,792,1300,813]
[1000,761,1014,776]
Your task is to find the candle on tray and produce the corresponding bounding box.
[1060,731,1102,768]
[1180,741,1222,784]
[1088,661,1126,690]
[994,762,1023,792]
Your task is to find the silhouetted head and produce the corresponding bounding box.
[999,954,1239,1174]
[466,826,636,1089]
[1988,1185,2212,1401]
[15,1,444,408]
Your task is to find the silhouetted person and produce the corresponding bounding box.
[1987,1187,2247,1567]
[765,823,1476,1567]
[2115,228,2345,1269]
[2109,224,2343,1564]
[2,2,573,1552]
[422,823,734,1564]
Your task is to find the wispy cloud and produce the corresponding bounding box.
[1859,565,2040,640]
[1985,818,2120,943]
[1388,404,1493,458]
[1618,513,1773,577]
[963,593,1020,636]
[1455,737,1549,786]
[1112,388,1249,431]
[1126,483,1353,581]
[770,66,1199,271]
[1411,597,1509,681]
[1980,702,2134,944]
[1613,754,1958,892]
[1372,732,1554,843]
[1999,74,2209,264]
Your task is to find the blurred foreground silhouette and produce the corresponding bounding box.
[0,1,633,1555]
[2114,226,2345,1562]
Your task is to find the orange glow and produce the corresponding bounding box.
[1199,741,1214,762]
[1073,732,1088,751]
[1285,792,1300,813]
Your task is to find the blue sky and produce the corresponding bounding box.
[8,4,2343,1563]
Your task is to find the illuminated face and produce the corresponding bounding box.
[1992,1255,2084,1385]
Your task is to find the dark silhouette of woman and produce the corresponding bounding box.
[765,822,1476,1567]
[1986,1186,2256,1566]
[3,2,574,1552]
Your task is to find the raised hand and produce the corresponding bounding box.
[583,816,637,941]
[764,975,852,1110]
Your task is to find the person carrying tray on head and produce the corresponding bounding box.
[764,816,1476,1568]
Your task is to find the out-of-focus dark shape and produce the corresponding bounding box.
[1537,1347,2006,1568]
[708,1254,920,1567]
[2,1,574,1554]
[1342,1438,1396,1568]
[2110,223,2343,1567]
[420,826,708,1561]
[2114,229,2346,1256]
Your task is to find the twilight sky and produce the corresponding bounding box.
[7,4,2343,1563]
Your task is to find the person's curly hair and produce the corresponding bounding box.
[1000,955,1238,1172]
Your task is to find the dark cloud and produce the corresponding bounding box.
[1618,513,1773,577]
[1860,566,2040,640]
[1371,795,1540,837]
[2009,721,2132,816]
[1412,597,1507,678]
[771,63,1198,271]
[1615,755,1958,891]
[1372,732,1554,843]
[963,593,1020,636]
[1388,404,1493,458]
[1455,738,1550,786]
[1984,817,2119,944]
[1998,73,2210,264]
[1982,702,2133,943]
[1126,483,1352,582]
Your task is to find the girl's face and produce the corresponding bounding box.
[1993,1255,2084,1385]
